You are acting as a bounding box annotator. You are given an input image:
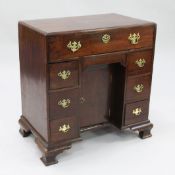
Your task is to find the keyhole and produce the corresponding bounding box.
[80,97,85,104]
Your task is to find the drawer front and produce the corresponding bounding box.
[49,61,79,90]
[48,25,154,61]
[125,74,151,102]
[124,100,149,125]
[49,89,79,119]
[50,117,79,143]
[127,50,153,74]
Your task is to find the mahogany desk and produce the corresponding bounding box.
[18,13,156,166]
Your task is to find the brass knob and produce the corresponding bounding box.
[102,34,110,43]
[80,97,85,104]
[58,99,70,108]
[135,58,146,68]
[58,70,71,80]
[132,108,142,116]
[67,41,81,52]
[134,84,144,93]
[59,124,70,133]
[128,33,140,45]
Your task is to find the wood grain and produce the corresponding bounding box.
[79,64,110,127]
[18,24,49,141]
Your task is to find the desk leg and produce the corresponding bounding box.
[19,116,31,137]
[131,122,153,139]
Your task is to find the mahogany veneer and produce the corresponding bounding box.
[18,13,156,166]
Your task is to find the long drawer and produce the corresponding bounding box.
[48,25,154,61]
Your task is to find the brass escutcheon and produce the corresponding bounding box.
[59,124,70,133]
[132,108,142,116]
[134,84,144,93]
[135,58,146,68]
[67,41,81,52]
[128,33,140,44]
[80,97,86,104]
[58,99,71,108]
[58,70,71,80]
[102,34,111,43]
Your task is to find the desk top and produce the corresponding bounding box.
[19,13,154,35]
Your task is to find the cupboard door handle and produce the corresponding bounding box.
[134,84,144,93]
[59,124,70,133]
[128,33,140,44]
[102,34,111,43]
[132,108,142,116]
[67,41,81,52]
[58,99,71,108]
[135,58,146,67]
[80,97,86,104]
[58,70,71,80]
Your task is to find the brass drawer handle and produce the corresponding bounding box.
[132,108,142,116]
[58,99,70,108]
[67,41,81,52]
[58,70,71,80]
[134,84,144,93]
[128,33,140,44]
[135,58,146,67]
[59,124,70,133]
[102,34,110,43]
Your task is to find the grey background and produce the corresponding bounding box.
[0,0,174,174]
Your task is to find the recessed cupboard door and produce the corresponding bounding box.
[79,64,111,128]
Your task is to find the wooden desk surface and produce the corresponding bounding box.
[19,13,154,35]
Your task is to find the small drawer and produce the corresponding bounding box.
[49,89,79,119]
[49,61,79,90]
[124,100,149,126]
[48,25,155,61]
[125,74,151,102]
[50,117,79,143]
[127,50,153,74]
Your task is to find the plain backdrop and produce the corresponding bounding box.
[0,0,175,175]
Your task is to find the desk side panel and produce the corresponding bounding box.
[19,24,48,141]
